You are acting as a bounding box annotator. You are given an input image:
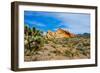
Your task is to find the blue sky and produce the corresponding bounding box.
[24,11,90,34]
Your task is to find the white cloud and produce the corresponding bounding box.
[36,23,46,27]
[53,13,90,34]
[25,20,46,27]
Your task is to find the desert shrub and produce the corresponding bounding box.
[83,42,90,46]
[44,39,49,44]
[64,50,73,57]
[51,50,61,55]
[62,44,67,47]
[51,44,56,48]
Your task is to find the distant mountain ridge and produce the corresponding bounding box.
[46,28,76,39]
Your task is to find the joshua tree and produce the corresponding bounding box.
[24,25,44,57]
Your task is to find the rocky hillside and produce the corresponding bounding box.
[45,28,75,39]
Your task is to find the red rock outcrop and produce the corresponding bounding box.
[46,28,75,39]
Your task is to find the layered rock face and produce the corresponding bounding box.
[46,28,75,39]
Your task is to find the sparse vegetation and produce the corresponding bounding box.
[24,25,90,61]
